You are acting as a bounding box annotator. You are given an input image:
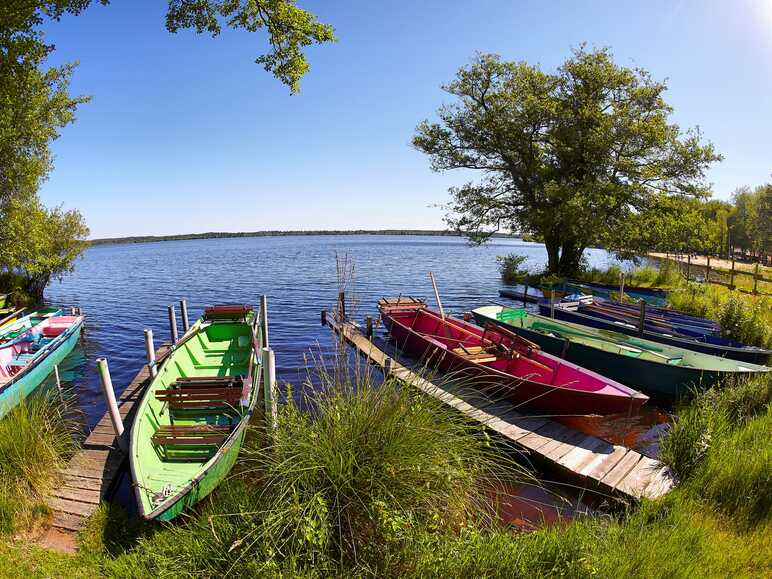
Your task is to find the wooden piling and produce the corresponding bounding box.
[366,316,374,339]
[180,299,190,332]
[262,347,277,430]
[96,358,125,450]
[167,305,178,344]
[730,257,736,289]
[144,328,157,378]
[754,262,760,294]
[338,291,346,321]
[260,295,269,349]
[638,301,646,336]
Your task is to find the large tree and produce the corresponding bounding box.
[413,48,721,276]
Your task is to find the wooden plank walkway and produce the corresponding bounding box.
[45,344,171,535]
[328,318,675,501]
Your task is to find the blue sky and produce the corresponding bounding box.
[40,0,772,238]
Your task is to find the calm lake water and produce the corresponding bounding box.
[47,234,619,427]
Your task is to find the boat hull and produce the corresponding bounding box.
[0,320,83,418]
[537,303,770,365]
[381,305,646,416]
[474,311,760,399]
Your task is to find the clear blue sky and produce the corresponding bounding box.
[40,0,772,238]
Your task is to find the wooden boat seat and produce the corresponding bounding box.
[155,385,243,410]
[452,346,498,363]
[174,376,244,388]
[151,425,233,447]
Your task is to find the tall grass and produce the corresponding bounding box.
[0,393,79,534]
[580,260,684,289]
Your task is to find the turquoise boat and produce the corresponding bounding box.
[130,304,262,521]
[0,310,84,418]
[472,305,769,399]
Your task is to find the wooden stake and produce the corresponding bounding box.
[167,305,178,345]
[262,347,277,431]
[320,310,327,326]
[619,272,625,303]
[338,291,346,322]
[706,255,711,283]
[96,358,126,451]
[754,262,760,295]
[144,328,157,378]
[180,299,190,333]
[429,272,445,320]
[260,295,269,349]
[730,257,736,289]
[366,316,373,339]
[638,301,646,337]
[523,283,529,307]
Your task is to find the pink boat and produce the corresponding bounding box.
[378,298,648,416]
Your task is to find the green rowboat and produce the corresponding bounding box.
[130,304,262,521]
[472,305,769,398]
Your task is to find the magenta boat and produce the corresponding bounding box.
[378,298,648,416]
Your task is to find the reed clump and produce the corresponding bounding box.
[0,393,78,534]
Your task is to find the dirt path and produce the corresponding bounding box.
[648,253,770,275]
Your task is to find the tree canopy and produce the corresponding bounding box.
[729,184,771,257]
[413,48,721,276]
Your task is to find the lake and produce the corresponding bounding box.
[46,234,619,427]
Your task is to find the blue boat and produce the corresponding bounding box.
[0,310,84,419]
[537,300,770,365]
[560,281,669,306]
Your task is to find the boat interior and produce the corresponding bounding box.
[388,306,620,393]
[135,308,257,508]
[0,312,77,380]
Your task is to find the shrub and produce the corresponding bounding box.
[718,293,771,348]
[496,254,529,284]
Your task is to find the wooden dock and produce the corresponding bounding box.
[41,344,170,547]
[327,318,674,501]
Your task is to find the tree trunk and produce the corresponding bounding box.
[25,275,49,302]
[558,242,584,277]
[545,238,561,275]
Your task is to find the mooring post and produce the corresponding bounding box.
[619,272,626,303]
[96,358,127,451]
[144,328,157,378]
[338,291,346,322]
[550,294,555,319]
[262,347,277,431]
[366,316,373,339]
[320,310,327,327]
[167,305,178,344]
[260,295,269,349]
[54,365,62,390]
[523,283,529,307]
[638,301,646,336]
[180,299,190,333]
[383,356,393,377]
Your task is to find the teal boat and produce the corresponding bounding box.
[130,304,262,521]
[0,309,84,418]
[472,305,769,398]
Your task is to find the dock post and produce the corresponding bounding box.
[144,328,157,378]
[167,305,178,344]
[262,347,277,430]
[429,272,445,320]
[338,291,346,322]
[366,316,373,339]
[638,301,646,336]
[383,356,393,377]
[54,365,62,390]
[549,294,555,319]
[180,299,190,333]
[523,283,529,307]
[320,310,327,327]
[260,295,269,348]
[96,358,127,452]
[619,272,625,303]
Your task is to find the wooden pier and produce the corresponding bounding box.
[327,317,674,501]
[40,344,170,550]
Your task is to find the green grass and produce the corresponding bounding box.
[1,368,771,577]
[0,393,79,535]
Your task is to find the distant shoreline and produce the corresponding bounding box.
[89,230,522,246]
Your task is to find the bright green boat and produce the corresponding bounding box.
[130,304,262,521]
[472,305,769,399]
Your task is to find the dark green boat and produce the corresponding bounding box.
[472,305,769,399]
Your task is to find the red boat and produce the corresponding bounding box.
[378,298,648,416]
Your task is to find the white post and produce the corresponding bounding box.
[97,358,127,451]
[168,305,178,344]
[144,328,157,378]
[260,295,269,349]
[180,299,190,333]
[54,365,61,390]
[429,272,445,320]
[262,347,277,430]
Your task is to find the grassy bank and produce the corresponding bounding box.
[2,369,770,577]
[0,393,78,535]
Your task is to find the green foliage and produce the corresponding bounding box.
[413,47,720,276]
[496,253,529,284]
[729,184,771,256]
[166,1,335,94]
[0,393,79,535]
[0,196,89,299]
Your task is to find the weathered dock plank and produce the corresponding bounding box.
[327,318,675,501]
[42,344,170,543]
